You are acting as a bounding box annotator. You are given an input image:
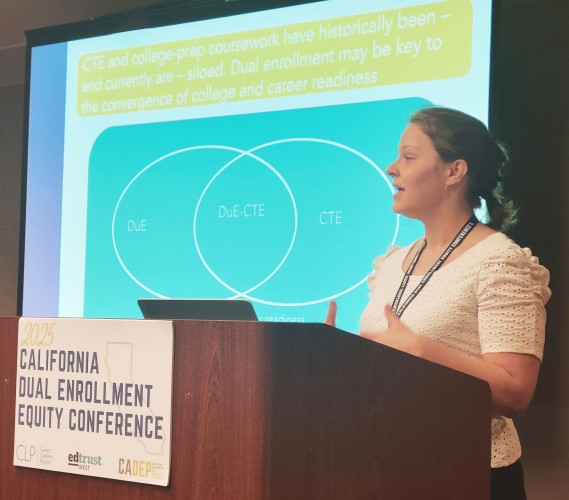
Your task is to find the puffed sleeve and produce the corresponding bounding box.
[477,244,551,359]
[367,245,401,294]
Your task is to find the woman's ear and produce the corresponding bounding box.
[446,159,468,187]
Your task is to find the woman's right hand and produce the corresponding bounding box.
[324,300,337,327]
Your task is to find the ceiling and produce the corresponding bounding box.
[0,0,163,87]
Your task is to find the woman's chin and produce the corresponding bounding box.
[391,201,405,215]
[391,203,419,220]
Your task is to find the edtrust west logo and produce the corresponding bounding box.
[67,451,102,471]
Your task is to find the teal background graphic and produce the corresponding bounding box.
[84,98,428,332]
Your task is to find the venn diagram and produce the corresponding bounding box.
[111,138,399,306]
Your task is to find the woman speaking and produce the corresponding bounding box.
[327,107,550,499]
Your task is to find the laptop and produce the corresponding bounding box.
[137,298,258,321]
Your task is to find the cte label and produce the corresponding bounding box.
[82,55,105,71]
[319,210,343,224]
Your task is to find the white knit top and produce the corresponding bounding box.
[360,232,551,468]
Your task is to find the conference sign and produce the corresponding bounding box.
[13,317,174,486]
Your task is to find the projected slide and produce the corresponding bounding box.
[22,0,493,332]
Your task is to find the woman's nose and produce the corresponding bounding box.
[386,160,398,177]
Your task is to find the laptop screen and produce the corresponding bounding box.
[137,299,258,321]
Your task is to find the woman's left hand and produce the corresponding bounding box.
[360,304,420,355]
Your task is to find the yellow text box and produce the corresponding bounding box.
[77,1,472,116]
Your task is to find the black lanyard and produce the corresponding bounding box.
[391,215,479,318]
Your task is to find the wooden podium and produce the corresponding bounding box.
[0,316,490,499]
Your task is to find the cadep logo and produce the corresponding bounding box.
[118,458,153,478]
[67,451,102,471]
[15,444,37,463]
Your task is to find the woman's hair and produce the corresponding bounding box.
[410,107,517,231]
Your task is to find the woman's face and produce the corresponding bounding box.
[386,123,450,219]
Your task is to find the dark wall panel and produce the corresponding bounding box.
[494,0,569,458]
[0,85,24,316]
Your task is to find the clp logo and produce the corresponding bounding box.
[16,444,37,463]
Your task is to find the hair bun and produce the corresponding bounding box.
[410,107,516,231]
